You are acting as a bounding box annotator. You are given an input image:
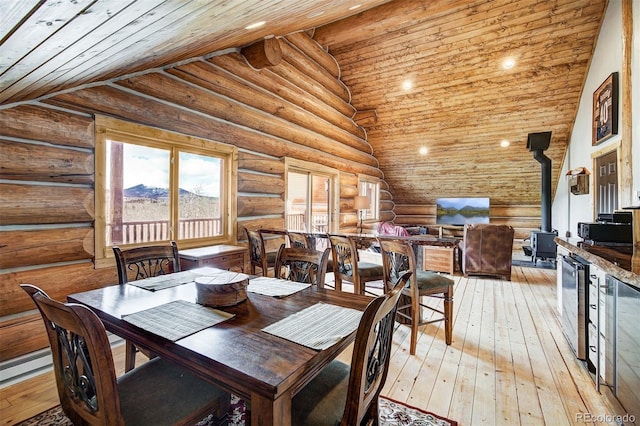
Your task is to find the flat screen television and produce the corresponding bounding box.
[436,197,490,226]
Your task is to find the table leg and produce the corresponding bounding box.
[251,391,291,426]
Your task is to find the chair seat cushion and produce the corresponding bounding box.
[118,358,228,425]
[357,262,383,278]
[415,270,454,292]
[291,360,349,425]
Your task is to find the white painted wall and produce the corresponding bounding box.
[553,1,638,238]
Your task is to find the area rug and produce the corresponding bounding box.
[379,396,457,426]
[16,398,244,426]
[18,395,456,426]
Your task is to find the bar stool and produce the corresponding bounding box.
[328,234,383,295]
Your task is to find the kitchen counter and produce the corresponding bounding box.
[555,237,640,290]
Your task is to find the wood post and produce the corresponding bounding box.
[619,0,633,207]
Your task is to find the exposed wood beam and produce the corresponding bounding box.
[620,0,633,206]
[241,37,283,69]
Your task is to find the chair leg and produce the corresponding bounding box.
[125,340,137,372]
[444,287,453,345]
[368,399,380,425]
[410,296,420,355]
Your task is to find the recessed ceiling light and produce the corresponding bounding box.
[402,79,413,91]
[349,4,362,10]
[502,58,515,69]
[419,146,428,155]
[245,21,266,30]
[500,140,510,147]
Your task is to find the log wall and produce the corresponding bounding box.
[0,33,392,361]
[0,30,535,362]
[394,203,541,240]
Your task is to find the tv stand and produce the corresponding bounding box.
[437,225,464,239]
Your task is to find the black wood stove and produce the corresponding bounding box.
[525,131,558,263]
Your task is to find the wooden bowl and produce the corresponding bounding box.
[195,272,249,307]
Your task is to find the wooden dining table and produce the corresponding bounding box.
[67,268,373,426]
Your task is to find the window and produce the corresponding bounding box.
[95,116,237,265]
[358,176,380,221]
[285,158,338,235]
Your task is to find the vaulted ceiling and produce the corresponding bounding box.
[314,0,607,205]
[1,0,607,207]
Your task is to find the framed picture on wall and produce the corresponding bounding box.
[592,72,618,146]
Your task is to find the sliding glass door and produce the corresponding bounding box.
[287,171,332,233]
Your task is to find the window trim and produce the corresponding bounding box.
[358,174,381,222]
[94,115,238,267]
[284,158,339,234]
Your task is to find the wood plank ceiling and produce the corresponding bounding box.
[0,0,390,104]
[1,0,606,208]
[315,0,607,206]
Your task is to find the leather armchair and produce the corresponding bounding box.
[461,224,515,281]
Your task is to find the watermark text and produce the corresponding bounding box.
[575,412,636,424]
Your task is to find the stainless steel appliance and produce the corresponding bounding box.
[605,275,640,421]
[561,255,588,360]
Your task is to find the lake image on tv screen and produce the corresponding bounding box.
[436,197,490,225]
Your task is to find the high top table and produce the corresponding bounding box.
[262,229,461,274]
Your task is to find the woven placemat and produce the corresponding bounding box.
[122,299,234,341]
[128,267,224,291]
[262,303,362,350]
[247,277,311,297]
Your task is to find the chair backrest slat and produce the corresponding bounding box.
[379,239,417,294]
[245,228,270,275]
[274,246,329,287]
[287,231,315,249]
[113,241,180,284]
[328,234,358,281]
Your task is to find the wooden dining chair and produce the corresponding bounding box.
[112,241,180,372]
[379,238,454,355]
[274,245,330,287]
[291,271,412,425]
[245,228,279,276]
[287,231,314,248]
[328,234,383,295]
[288,231,334,278]
[113,241,180,285]
[21,284,230,426]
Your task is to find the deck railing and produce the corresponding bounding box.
[108,213,329,244]
[108,218,222,244]
[286,213,328,233]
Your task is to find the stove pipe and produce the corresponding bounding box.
[527,132,552,233]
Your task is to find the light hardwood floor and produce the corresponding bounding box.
[0,265,628,425]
